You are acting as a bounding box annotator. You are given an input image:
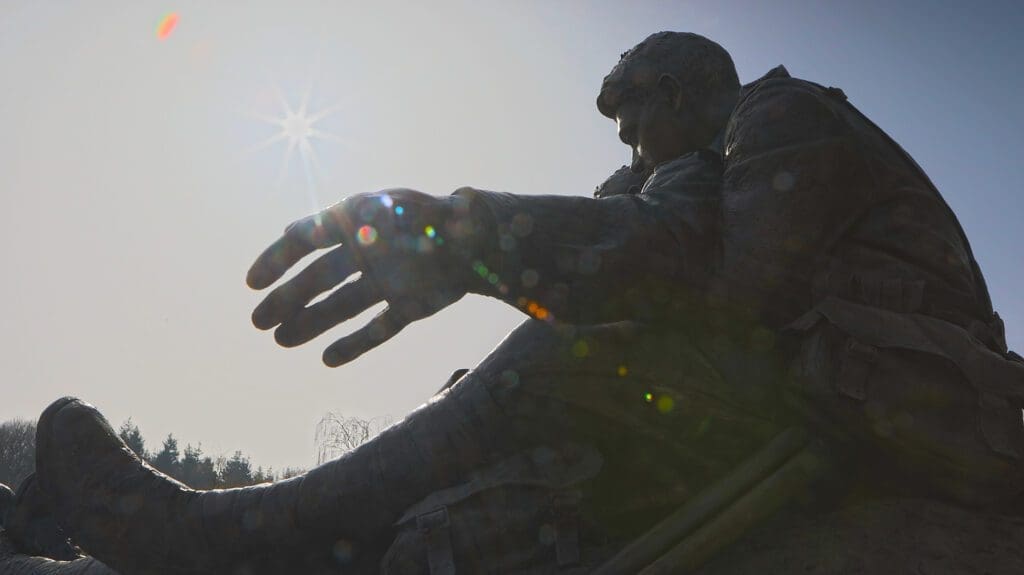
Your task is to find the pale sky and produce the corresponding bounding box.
[2,1,1022,472]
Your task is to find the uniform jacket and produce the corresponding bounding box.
[458,66,1003,344]
[456,67,1024,499]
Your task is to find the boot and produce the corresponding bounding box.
[0,531,120,575]
[34,386,512,575]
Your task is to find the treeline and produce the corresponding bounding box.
[118,419,305,489]
[0,418,304,491]
[0,420,34,490]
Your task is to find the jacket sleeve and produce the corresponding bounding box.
[451,151,722,325]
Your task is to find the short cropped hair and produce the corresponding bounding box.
[597,32,739,119]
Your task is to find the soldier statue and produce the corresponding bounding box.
[2,31,1022,574]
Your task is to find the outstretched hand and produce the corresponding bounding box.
[246,189,484,367]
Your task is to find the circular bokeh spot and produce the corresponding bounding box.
[356,225,378,246]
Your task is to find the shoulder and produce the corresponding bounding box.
[726,75,852,157]
[735,69,845,122]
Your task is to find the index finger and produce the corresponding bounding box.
[246,210,349,290]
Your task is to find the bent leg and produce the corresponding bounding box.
[458,319,791,534]
[35,320,788,574]
[299,319,789,546]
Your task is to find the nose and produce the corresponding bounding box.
[630,148,644,173]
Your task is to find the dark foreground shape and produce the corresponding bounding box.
[1,479,117,575]
[0,484,115,575]
[5,488,1023,574]
[0,532,117,575]
[694,498,1024,575]
[4,477,79,563]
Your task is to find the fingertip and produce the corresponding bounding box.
[246,268,272,291]
[252,290,285,329]
[323,342,362,367]
[273,326,301,348]
[322,349,343,368]
[251,307,275,331]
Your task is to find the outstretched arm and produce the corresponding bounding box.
[246,152,721,366]
[455,150,721,324]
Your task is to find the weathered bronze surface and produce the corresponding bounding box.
[3,31,1022,574]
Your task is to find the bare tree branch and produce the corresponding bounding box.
[314,412,392,465]
[0,419,35,490]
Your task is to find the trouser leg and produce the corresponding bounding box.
[35,320,788,574]
[315,318,789,549]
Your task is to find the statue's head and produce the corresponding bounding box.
[597,32,739,173]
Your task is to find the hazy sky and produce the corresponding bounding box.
[2,1,1022,472]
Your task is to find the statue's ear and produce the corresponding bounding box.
[656,73,684,110]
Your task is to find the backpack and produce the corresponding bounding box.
[786,296,1024,506]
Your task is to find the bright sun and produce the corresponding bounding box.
[283,112,314,141]
[248,85,346,198]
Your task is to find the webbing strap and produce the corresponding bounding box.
[837,339,878,401]
[551,491,582,567]
[417,507,455,575]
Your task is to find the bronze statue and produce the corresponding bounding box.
[3,31,1022,574]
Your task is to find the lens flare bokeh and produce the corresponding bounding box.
[156,13,179,40]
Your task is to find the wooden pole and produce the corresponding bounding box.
[593,427,811,575]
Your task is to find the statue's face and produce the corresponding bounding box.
[614,81,703,173]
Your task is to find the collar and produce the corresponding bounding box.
[742,65,791,94]
[661,66,790,164]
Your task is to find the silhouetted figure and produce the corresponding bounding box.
[10,32,1022,574]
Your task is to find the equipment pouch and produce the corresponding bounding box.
[381,443,616,575]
